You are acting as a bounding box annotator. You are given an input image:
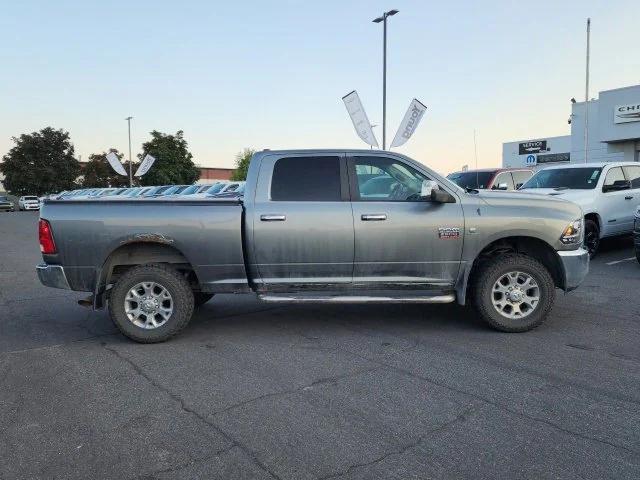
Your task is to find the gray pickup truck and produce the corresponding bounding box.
[37,150,589,342]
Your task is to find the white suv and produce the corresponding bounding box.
[519,162,640,257]
[18,196,40,211]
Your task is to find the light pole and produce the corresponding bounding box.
[125,116,133,186]
[372,9,398,150]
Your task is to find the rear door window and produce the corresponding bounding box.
[271,156,342,201]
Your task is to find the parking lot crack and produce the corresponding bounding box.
[379,361,639,455]
[101,342,283,480]
[211,366,383,417]
[316,405,476,480]
[132,443,240,479]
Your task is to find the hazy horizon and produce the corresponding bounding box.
[2,0,639,174]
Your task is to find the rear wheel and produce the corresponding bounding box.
[109,264,194,343]
[584,219,600,258]
[472,254,555,332]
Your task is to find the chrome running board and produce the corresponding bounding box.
[258,294,455,304]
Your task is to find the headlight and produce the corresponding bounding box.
[560,218,583,245]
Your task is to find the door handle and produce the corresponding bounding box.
[625,195,633,200]
[260,214,286,221]
[361,213,387,221]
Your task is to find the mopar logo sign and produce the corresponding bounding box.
[525,154,536,166]
[614,103,640,124]
[518,140,547,155]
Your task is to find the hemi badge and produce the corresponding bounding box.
[438,227,460,239]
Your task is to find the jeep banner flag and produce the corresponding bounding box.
[134,154,156,177]
[391,98,427,148]
[342,90,379,148]
[106,152,127,176]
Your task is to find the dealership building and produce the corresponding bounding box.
[503,84,640,169]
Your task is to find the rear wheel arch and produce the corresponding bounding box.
[96,242,201,306]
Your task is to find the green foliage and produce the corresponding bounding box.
[230,148,255,181]
[0,127,81,195]
[82,150,132,188]
[137,130,199,186]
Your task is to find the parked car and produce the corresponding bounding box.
[447,168,534,191]
[193,182,230,197]
[18,196,40,211]
[162,185,189,196]
[518,162,640,257]
[37,149,589,343]
[179,184,207,195]
[141,185,174,197]
[0,195,15,212]
[211,183,245,199]
[634,206,640,264]
[219,182,244,194]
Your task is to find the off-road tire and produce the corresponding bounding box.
[472,254,555,333]
[194,292,215,307]
[109,263,194,343]
[584,219,600,259]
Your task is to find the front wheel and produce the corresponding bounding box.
[109,264,195,343]
[472,254,555,332]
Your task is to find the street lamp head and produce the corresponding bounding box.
[372,16,384,23]
[387,9,399,16]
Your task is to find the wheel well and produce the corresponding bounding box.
[466,236,564,302]
[584,212,600,230]
[100,242,201,294]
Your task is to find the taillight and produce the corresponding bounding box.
[39,219,57,254]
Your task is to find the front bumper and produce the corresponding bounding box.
[22,204,40,210]
[36,263,71,290]
[557,248,589,291]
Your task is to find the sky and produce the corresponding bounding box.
[1,0,639,174]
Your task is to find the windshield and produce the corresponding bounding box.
[447,171,495,189]
[521,167,602,190]
[24,196,38,200]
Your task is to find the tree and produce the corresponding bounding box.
[82,150,132,188]
[0,127,80,195]
[230,148,255,181]
[137,130,199,186]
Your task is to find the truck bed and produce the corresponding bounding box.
[40,197,248,294]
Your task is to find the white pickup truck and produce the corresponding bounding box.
[519,162,640,256]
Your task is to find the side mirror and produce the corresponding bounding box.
[515,183,524,189]
[431,189,456,203]
[420,180,455,203]
[420,180,437,199]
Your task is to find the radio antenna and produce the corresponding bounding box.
[473,129,479,188]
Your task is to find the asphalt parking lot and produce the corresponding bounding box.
[1,212,639,480]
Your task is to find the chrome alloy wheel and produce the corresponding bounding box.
[491,271,540,319]
[124,282,173,329]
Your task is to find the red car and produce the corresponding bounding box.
[447,168,534,191]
